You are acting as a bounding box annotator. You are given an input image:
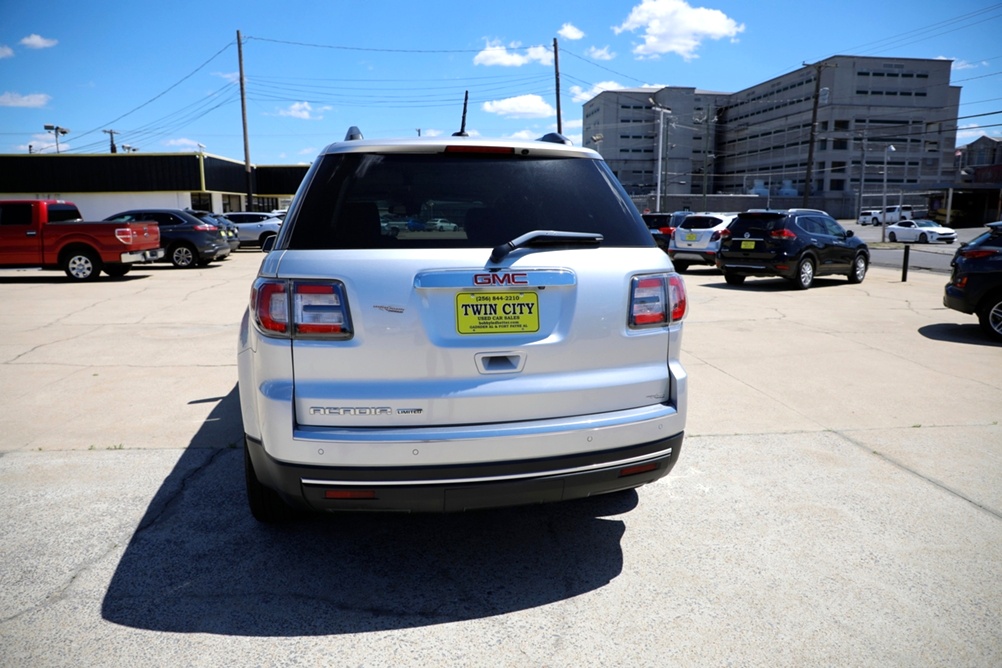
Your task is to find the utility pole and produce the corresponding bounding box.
[553,38,562,135]
[237,30,254,210]
[103,129,119,153]
[802,60,833,208]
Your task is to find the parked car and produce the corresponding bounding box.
[189,210,241,253]
[885,219,957,244]
[667,212,737,272]
[943,220,1002,341]
[858,209,881,225]
[642,211,691,253]
[238,127,689,521]
[219,212,283,247]
[861,205,913,226]
[716,208,869,289]
[426,217,458,231]
[103,208,230,268]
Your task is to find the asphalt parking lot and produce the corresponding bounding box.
[1,248,999,666]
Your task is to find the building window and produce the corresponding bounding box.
[191,192,211,211]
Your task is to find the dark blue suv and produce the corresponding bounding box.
[716,209,869,290]
[944,221,1002,341]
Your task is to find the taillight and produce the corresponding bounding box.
[660,226,676,237]
[710,230,721,242]
[251,279,352,339]
[960,249,1000,260]
[114,228,135,244]
[719,228,731,241]
[769,228,798,239]
[629,274,687,327]
[193,223,218,231]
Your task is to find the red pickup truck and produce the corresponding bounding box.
[0,200,163,280]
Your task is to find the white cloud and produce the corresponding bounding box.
[587,45,616,61]
[278,101,331,120]
[569,80,625,104]
[20,34,58,49]
[0,91,51,107]
[505,129,538,141]
[214,71,240,84]
[558,23,585,40]
[482,94,556,119]
[164,138,202,149]
[474,39,553,67]
[613,0,745,61]
[423,129,444,137]
[938,56,982,71]
[0,45,13,59]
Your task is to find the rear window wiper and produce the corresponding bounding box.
[490,230,603,263]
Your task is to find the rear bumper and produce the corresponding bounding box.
[669,249,717,265]
[245,431,683,513]
[943,285,975,314]
[120,248,164,263]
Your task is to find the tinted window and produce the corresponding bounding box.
[287,153,652,250]
[47,204,83,222]
[680,216,722,230]
[0,203,32,226]
[729,213,786,237]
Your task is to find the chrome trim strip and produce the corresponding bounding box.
[301,445,674,487]
[293,403,677,443]
[414,268,576,289]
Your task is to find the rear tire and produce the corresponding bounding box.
[724,272,745,286]
[888,232,897,242]
[848,253,867,284]
[63,248,102,281]
[792,257,814,290]
[244,444,292,523]
[918,233,928,243]
[872,217,880,226]
[977,293,1002,342]
[169,243,197,268]
[103,263,132,278]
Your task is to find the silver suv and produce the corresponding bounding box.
[237,128,689,521]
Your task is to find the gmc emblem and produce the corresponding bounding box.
[473,272,528,286]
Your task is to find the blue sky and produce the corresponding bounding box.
[1,0,999,164]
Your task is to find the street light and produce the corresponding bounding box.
[43,124,70,154]
[649,98,672,213]
[881,144,895,243]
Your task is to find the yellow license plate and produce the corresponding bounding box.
[685,233,697,242]
[457,292,539,334]
[740,240,756,249]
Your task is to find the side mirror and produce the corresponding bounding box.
[262,235,276,253]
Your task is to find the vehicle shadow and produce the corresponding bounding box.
[699,276,850,291]
[918,322,1001,347]
[101,385,633,636]
[0,273,151,284]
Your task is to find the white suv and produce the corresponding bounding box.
[238,128,689,521]
[667,212,738,272]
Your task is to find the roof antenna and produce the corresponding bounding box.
[452,91,469,137]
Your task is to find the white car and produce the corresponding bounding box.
[237,127,689,521]
[426,217,458,231]
[886,219,957,244]
[221,211,283,247]
[666,212,738,272]
[858,209,881,225]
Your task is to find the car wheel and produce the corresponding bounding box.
[888,232,897,242]
[63,248,102,281]
[723,272,745,286]
[673,261,690,273]
[848,253,867,284]
[793,257,815,290]
[977,293,1002,342]
[872,217,879,226]
[169,243,197,268]
[244,444,292,523]
[918,233,928,243]
[103,263,132,278]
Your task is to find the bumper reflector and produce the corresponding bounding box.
[619,462,659,478]
[324,489,377,500]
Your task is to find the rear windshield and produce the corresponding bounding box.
[680,215,723,230]
[285,153,652,250]
[729,213,786,236]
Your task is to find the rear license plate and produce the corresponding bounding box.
[457,292,539,334]
[740,240,755,250]
[684,233,697,242]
